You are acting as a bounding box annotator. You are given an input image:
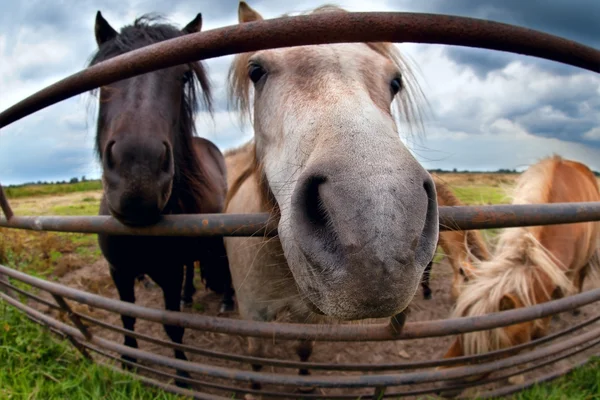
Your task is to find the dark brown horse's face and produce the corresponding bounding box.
[92,11,208,226]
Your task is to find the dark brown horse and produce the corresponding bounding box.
[91,11,234,387]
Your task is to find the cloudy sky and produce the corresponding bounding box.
[0,0,599,185]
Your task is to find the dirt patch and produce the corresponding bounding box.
[27,257,600,400]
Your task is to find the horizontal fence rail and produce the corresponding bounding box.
[2,202,600,236]
[1,8,599,400]
[2,263,600,342]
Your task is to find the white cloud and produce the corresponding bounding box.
[0,0,599,185]
[583,127,600,141]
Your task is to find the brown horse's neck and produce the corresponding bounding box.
[225,142,279,220]
[434,175,491,262]
[168,131,212,215]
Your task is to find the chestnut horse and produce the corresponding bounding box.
[91,12,233,387]
[420,175,491,300]
[223,1,439,392]
[441,155,600,385]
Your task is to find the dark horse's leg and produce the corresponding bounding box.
[295,339,315,393]
[421,261,433,300]
[136,273,156,289]
[110,266,138,369]
[181,262,197,307]
[149,265,192,388]
[198,237,235,313]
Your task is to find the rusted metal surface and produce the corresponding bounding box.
[0,213,275,237]
[3,290,599,390]
[51,294,93,340]
[2,262,600,342]
[1,12,599,129]
[1,201,600,237]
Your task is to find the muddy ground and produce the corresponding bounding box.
[32,257,600,399]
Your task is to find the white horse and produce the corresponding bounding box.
[223,1,439,392]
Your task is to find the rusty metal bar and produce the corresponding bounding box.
[1,202,600,237]
[87,343,302,399]
[0,213,275,237]
[51,293,92,340]
[3,289,600,389]
[0,12,598,129]
[0,272,16,299]
[0,279,62,310]
[101,362,230,400]
[64,334,93,360]
[76,308,600,371]
[2,263,600,341]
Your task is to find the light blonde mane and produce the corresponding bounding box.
[226,4,427,134]
[452,155,577,355]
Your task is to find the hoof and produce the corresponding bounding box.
[436,388,462,399]
[423,292,432,300]
[219,302,235,314]
[296,386,316,394]
[175,370,192,389]
[572,309,581,316]
[121,355,137,371]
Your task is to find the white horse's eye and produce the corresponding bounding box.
[248,63,267,84]
[390,77,402,96]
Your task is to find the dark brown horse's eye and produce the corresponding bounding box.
[248,63,267,84]
[182,70,193,84]
[390,76,402,96]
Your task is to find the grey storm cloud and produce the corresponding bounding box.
[398,0,600,78]
[1,0,599,184]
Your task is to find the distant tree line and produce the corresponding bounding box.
[427,168,520,174]
[6,176,98,188]
[5,169,600,187]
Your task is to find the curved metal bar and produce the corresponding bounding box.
[85,337,600,400]
[0,12,598,129]
[75,303,600,372]
[1,202,600,236]
[4,290,600,389]
[2,263,600,341]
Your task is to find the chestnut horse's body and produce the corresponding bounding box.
[442,155,600,383]
[421,176,491,300]
[223,2,440,392]
[91,12,233,386]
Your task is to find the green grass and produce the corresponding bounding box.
[51,202,100,216]
[0,303,185,400]
[495,357,600,400]
[5,181,102,199]
[450,185,510,205]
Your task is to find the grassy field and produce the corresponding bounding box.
[1,173,599,399]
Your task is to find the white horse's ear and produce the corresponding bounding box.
[238,1,263,23]
[183,13,202,34]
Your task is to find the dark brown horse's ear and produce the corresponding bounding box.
[183,13,203,34]
[239,1,263,23]
[95,11,118,46]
